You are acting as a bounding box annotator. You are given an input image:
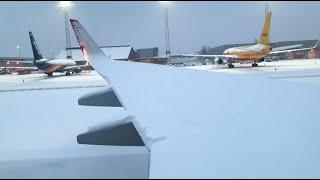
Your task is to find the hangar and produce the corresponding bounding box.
[0,57,33,67]
[56,45,166,65]
[56,45,137,65]
[0,57,35,74]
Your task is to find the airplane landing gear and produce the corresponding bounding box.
[227,57,234,68]
[46,72,53,77]
[66,71,71,76]
[252,62,258,67]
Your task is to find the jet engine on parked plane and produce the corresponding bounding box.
[214,57,225,65]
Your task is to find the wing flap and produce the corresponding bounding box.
[78,87,123,107]
[77,116,145,146]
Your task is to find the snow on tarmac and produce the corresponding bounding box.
[188,59,320,73]
[0,71,106,90]
[188,59,320,86]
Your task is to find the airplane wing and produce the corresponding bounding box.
[269,47,313,54]
[171,54,238,59]
[63,64,91,71]
[269,40,320,55]
[70,19,320,178]
[170,54,238,65]
[7,60,34,64]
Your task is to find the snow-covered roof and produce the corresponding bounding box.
[55,45,133,61]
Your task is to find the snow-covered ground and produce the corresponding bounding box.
[187,59,320,74]
[0,71,148,178]
[187,59,320,86]
[0,71,106,90]
[1,59,320,178]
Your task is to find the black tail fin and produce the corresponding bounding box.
[29,31,43,63]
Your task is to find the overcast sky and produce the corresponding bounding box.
[1,1,320,57]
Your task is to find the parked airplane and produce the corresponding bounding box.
[177,11,273,68]
[29,31,83,76]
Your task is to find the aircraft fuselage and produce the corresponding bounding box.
[223,43,272,61]
[34,58,76,73]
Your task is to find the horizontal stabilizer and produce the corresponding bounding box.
[78,87,123,107]
[77,116,145,146]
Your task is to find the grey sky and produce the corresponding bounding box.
[1,1,320,57]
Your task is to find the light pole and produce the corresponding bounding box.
[16,45,21,58]
[265,1,269,18]
[49,49,53,59]
[265,1,270,42]
[160,1,171,57]
[58,1,73,59]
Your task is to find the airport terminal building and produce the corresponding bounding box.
[0,57,33,67]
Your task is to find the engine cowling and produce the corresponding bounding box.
[73,68,82,73]
[214,57,224,65]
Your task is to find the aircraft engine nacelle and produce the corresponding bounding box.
[214,57,225,65]
[73,68,82,73]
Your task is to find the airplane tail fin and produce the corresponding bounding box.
[259,11,272,45]
[28,31,43,64]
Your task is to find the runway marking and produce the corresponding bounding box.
[0,85,106,93]
[269,74,320,79]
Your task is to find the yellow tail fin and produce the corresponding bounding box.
[259,11,272,45]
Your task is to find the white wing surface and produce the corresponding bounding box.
[70,19,320,178]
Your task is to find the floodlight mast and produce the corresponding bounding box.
[58,1,73,59]
[160,1,171,57]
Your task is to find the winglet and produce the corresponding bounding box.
[69,18,129,111]
[69,19,111,81]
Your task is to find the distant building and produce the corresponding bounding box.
[136,47,158,58]
[0,57,34,67]
[131,56,168,65]
[133,47,168,65]
[0,57,35,73]
[58,46,167,65]
[0,57,36,74]
[56,45,137,65]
